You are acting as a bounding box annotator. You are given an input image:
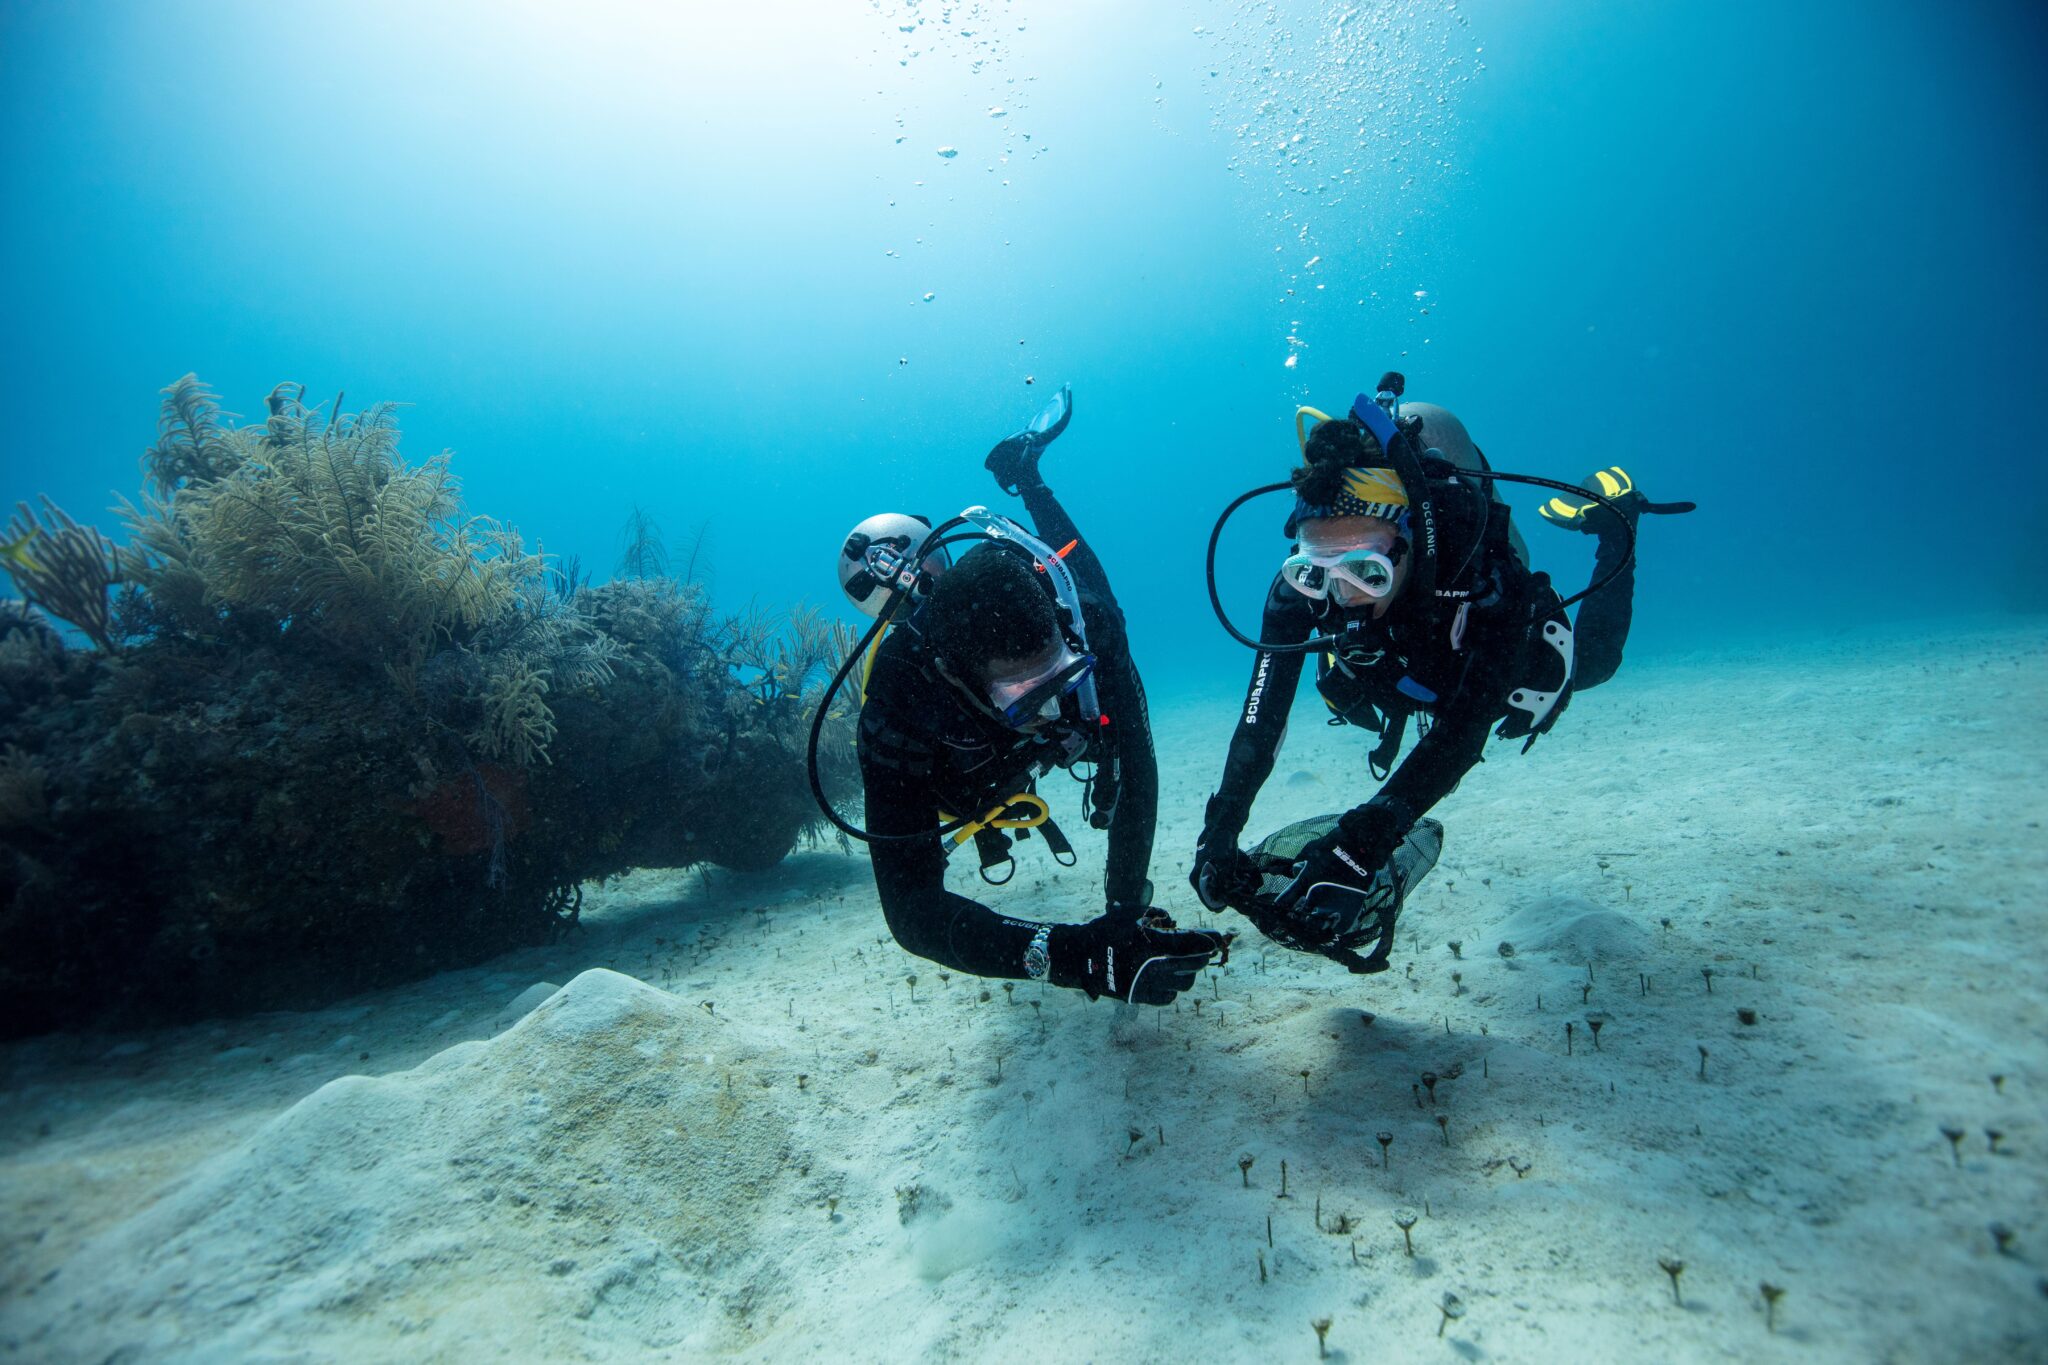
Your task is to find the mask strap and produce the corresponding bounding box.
[956,506,1100,726]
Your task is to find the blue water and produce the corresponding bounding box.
[5,0,2044,686]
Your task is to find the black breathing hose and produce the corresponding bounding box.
[1450,467,1637,613]
[1205,472,1637,653]
[805,520,999,845]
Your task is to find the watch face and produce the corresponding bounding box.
[1024,928,1052,979]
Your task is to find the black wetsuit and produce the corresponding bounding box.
[858,483,1158,979]
[1203,477,1635,860]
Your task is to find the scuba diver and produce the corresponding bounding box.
[813,385,1231,1006]
[1191,372,1695,974]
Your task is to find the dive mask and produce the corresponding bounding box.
[987,645,1097,729]
[1280,539,1399,602]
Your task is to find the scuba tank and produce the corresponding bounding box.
[809,505,1109,850]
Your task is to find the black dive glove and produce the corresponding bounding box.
[1049,911,1232,1006]
[1192,840,1260,913]
[1274,800,1411,916]
[1192,796,1260,912]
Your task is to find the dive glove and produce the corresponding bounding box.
[1049,911,1232,1006]
[1274,800,1409,917]
[1192,794,1260,911]
[1192,840,1261,913]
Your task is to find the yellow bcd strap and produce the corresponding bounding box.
[945,791,1051,847]
[857,622,892,704]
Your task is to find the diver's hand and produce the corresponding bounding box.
[1192,795,1255,910]
[1049,912,1232,1006]
[1192,840,1261,912]
[1275,803,1405,914]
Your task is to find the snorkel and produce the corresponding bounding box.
[1350,373,1441,607]
[807,506,1102,845]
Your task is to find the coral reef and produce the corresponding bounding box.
[0,379,857,1036]
[613,503,670,580]
[3,497,122,651]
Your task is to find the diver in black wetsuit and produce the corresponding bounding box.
[821,387,1230,1006]
[1191,374,1695,971]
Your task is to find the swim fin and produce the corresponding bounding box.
[1539,466,1696,535]
[985,383,1073,495]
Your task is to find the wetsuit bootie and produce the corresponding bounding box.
[1539,465,1696,537]
[984,431,1046,496]
[985,383,1073,496]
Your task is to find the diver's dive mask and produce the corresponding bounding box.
[1280,535,1400,602]
[986,644,1097,730]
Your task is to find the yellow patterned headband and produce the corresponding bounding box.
[1289,406,1409,529]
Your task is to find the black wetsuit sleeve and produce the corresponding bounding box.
[1089,605,1158,907]
[1205,576,1315,842]
[1372,691,1493,819]
[1020,478,1158,908]
[858,721,1043,979]
[1373,596,1529,822]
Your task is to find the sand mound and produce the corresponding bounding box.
[10,971,796,1362]
[1492,895,1652,964]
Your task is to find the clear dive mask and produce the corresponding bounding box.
[987,645,1097,729]
[1279,540,1399,602]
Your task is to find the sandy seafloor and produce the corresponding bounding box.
[2,619,2044,1363]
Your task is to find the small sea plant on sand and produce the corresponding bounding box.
[1760,1281,1785,1333]
[1658,1256,1685,1305]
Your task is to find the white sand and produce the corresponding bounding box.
[3,620,2044,1362]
